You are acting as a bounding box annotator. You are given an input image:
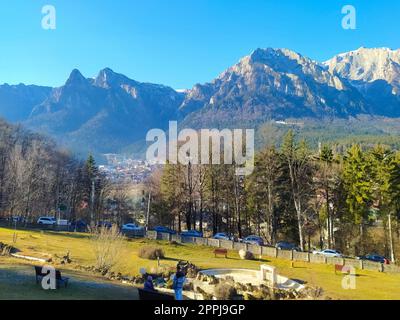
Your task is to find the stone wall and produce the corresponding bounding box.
[146,231,400,273]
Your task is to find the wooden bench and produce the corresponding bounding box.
[334,264,350,275]
[34,266,69,288]
[214,248,228,258]
[138,288,175,300]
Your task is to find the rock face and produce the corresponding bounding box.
[1,47,400,156]
[24,68,184,156]
[324,47,400,116]
[180,48,370,129]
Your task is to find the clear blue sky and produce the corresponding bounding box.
[0,0,399,89]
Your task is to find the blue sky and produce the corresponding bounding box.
[0,0,399,89]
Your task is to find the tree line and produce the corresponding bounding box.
[147,130,400,262]
[0,119,131,226]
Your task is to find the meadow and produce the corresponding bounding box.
[1,226,399,300]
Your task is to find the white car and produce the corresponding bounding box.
[313,249,343,258]
[122,223,144,231]
[37,217,57,225]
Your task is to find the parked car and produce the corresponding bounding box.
[242,235,264,246]
[97,221,113,229]
[181,230,203,238]
[70,220,88,231]
[358,254,390,264]
[11,216,26,223]
[312,249,343,258]
[213,233,230,240]
[37,217,57,225]
[276,241,301,251]
[122,223,144,232]
[153,226,176,234]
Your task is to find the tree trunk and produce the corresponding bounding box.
[388,212,396,263]
[294,199,304,251]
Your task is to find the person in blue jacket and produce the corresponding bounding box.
[172,266,186,300]
[144,275,155,291]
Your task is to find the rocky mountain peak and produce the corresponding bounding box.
[94,67,132,89]
[65,69,89,87]
[324,47,400,85]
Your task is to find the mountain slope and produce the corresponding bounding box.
[25,68,184,155]
[324,47,400,116]
[1,47,400,157]
[180,48,371,128]
[0,84,52,122]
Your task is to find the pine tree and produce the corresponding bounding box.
[342,145,373,255]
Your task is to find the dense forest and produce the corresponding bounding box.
[147,130,400,262]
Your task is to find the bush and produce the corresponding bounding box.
[166,279,174,289]
[0,242,14,256]
[214,283,237,300]
[239,249,254,260]
[138,246,165,260]
[90,226,125,273]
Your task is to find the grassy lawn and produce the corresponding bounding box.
[1,226,400,300]
[0,262,138,300]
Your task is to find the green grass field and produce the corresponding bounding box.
[1,226,400,300]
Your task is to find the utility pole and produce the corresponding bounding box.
[90,179,95,226]
[146,192,151,232]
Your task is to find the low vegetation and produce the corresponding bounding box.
[138,246,165,260]
[91,226,125,272]
[1,227,400,300]
[214,283,237,300]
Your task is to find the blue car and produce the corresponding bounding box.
[181,230,203,238]
[242,235,264,246]
[153,226,176,235]
[213,232,237,241]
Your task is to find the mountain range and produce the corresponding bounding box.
[1,47,400,157]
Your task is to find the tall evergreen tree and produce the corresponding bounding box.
[342,145,373,255]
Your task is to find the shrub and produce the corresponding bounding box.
[196,287,214,300]
[239,249,254,260]
[0,242,14,256]
[138,246,165,260]
[214,283,237,300]
[166,279,174,289]
[90,226,125,273]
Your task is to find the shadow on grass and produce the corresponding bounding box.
[162,257,181,263]
[43,231,91,241]
[0,264,138,300]
[290,278,307,285]
[219,257,272,263]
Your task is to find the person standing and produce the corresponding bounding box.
[172,266,186,300]
[144,275,156,291]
